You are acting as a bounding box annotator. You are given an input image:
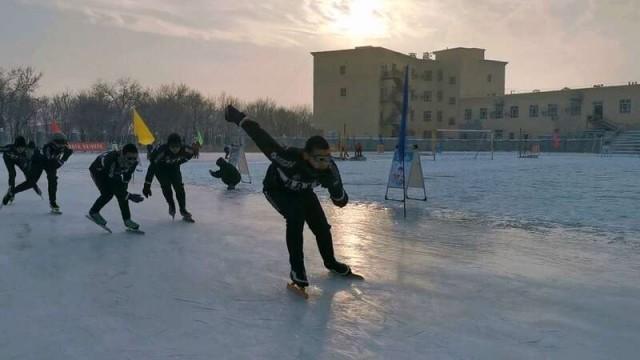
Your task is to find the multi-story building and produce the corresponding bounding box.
[311,46,640,140]
[460,84,640,139]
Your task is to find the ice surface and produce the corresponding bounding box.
[1,152,639,359]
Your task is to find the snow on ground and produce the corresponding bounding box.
[1,152,639,359]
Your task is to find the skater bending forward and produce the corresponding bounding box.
[225,105,353,288]
[6,134,72,212]
[87,144,144,231]
[142,133,194,221]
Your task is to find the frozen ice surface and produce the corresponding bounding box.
[1,152,639,359]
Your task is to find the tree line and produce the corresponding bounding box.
[0,66,319,147]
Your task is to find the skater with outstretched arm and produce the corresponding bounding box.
[142,133,195,222]
[87,144,144,233]
[224,105,358,291]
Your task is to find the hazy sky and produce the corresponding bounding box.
[1,0,639,107]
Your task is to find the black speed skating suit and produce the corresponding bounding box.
[240,118,348,278]
[13,142,72,205]
[144,144,194,213]
[89,151,138,220]
[1,144,28,190]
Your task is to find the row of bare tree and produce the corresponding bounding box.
[0,66,318,147]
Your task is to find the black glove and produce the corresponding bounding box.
[318,162,348,207]
[127,193,144,203]
[143,183,152,198]
[225,105,246,125]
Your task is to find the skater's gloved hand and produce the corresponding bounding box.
[127,193,144,203]
[143,183,152,198]
[318,161,348,207]
[318,161,342,189]
[224,105,246,125]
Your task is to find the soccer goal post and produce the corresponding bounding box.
[432,129,494,160]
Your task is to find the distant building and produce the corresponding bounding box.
[311,46,640,139]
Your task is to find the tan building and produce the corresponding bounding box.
[460,84,640,139]
[312,46,640,140]
[311,46,506,138]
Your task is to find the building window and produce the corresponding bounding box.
[480,108,488,119]
[529,105,539,117]
[487,74,493,82]
[509,132,515,140]
[411,89,417,100]
[448,117,456,125]
[510,106,519,118]
[437,91,443,102]
[424,111,432,122]
[437,111,443,122]
[548,104,558,117]
[620,99,631,113]
[437,70,443,82]
[391,63,397,72]
[464,109,472,120]
[340,88,347,97]
[423,91,432,102]
[380,87,387,101]
[495,129,503,139]
[410,109,415,121]
[424,70,432,81]
[494,104,504,119]
[339,65,346,75]
[449,76,456,85]
[423,130,432,139]
[449,97,456,105]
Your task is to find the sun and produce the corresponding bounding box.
[328,0,389,40]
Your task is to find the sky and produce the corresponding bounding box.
[1,0,639,107]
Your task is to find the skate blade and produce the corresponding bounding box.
[182,217,195,223]
[85,214,112,233]
[126,228,145,235]
[287,282,309,299]
[50,209,62,215]
[330,271,365,281]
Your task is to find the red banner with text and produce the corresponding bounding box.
[69,142,108,152]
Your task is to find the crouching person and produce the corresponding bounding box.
[209,157,241,190]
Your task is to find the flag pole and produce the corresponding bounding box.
[400,65,410,218]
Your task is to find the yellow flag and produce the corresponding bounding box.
[132,109,155,145]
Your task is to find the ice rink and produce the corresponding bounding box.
[1,152,639,359]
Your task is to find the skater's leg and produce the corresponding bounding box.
[89,173,113,214]
[264,191,306,276]
[45,167,58,205]
[4,157,17,190]
[13,166,43,194]
[157,172,176,211]
[115,192,132,221]
[303,191,338,267]
[171,170,187,212]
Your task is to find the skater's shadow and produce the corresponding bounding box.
[279,275,367,359]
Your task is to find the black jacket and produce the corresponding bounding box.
[144,144,194,184]
[1,144,28,169]
[90,151,138,189]
[212,158,241,186]
[41,142,73,169]
[241,118,348,207]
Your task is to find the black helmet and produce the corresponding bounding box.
[51,133,68,145]
[216,157,226,166]
[121,143,139,154]
[14,136,26,148]
[167,133,181,146]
